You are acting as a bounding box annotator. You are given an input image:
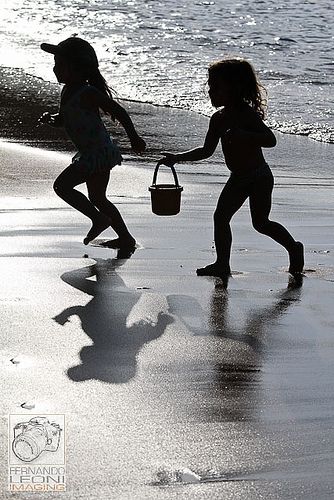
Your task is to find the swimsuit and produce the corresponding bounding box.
[61,84,122,175]
[229,162,272,187]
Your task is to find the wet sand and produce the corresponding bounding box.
[0,137,334,498]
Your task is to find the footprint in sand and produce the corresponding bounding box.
[20,402,35,410]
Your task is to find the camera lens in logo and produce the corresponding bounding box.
[12,429,48,462]
[12,417,61,462]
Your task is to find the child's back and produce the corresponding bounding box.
[60,84,122,172]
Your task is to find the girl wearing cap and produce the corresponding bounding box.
[40,37,146,249]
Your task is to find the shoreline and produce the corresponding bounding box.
[1,65,334,156]
[1,64,333,222]
[1,65,333,206]
[0,66,211,158]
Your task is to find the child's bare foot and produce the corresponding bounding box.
[288,241,304,275]
[101,236,136,249]
[116,245,137,259]
[83,217,110,245]
[196,263,231,278]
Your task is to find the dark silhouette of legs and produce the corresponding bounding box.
[214,178,249,268]
[249,172,303,274]
[53,163,103,223]
[197,177,248,278]
[249,172,296,249]
[86,171,135,247]
[53,164,135,246]
[197,167,304,278]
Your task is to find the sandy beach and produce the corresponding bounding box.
[0,106,334,500]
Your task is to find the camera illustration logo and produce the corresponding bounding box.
[9,415,66,492]
[9,415,65,465]
[12,416,62,463]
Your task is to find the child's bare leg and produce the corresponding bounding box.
[53,164,109,242]
[86,171,135,247]
[86,199,135,247]
[249,173,304,274]
[197,179,247,277]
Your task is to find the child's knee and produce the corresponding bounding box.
[53,178,70,198]
[213,208,221,222]
[252,218,270,233]
[88,194,107,209]
[53,179,62,196]
[214,208,230,225]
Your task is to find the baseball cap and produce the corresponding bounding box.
[40,37,99,68]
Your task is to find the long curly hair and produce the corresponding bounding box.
[208,59,267,118]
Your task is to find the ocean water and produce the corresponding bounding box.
[0,0,333,143]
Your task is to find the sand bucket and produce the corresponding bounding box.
[149,162,183,216]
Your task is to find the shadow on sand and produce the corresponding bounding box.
[54,256,303,391]
[53,257,173,384]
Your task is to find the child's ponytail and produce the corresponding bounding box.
[87,67,114,100]
[85,66,117,120]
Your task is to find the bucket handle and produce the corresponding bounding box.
[152,161,181,187]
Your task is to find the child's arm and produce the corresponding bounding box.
[224,111,276,148]
[109,100,146,153]
[85,89,146,153]
[53,306,83,325]
[160,111,222,166]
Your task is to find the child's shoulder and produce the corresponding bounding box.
[210,108,232,128]
[235,103,264,121]
[211,108,228,122]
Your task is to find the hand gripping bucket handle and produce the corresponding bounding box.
[149,162,183,216]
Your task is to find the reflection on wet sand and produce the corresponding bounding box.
[166,276,303,423]
[210,276,303,350]
[208,276,303,421]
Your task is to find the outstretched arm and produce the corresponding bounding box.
[108,100,146,153]
[159,112,222,166]
[53,306,83,325]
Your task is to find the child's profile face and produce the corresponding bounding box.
[208,77,233,108]
[53,55,71,83]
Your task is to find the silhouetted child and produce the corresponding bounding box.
[159,59,304,278]
[40,37,145,249]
